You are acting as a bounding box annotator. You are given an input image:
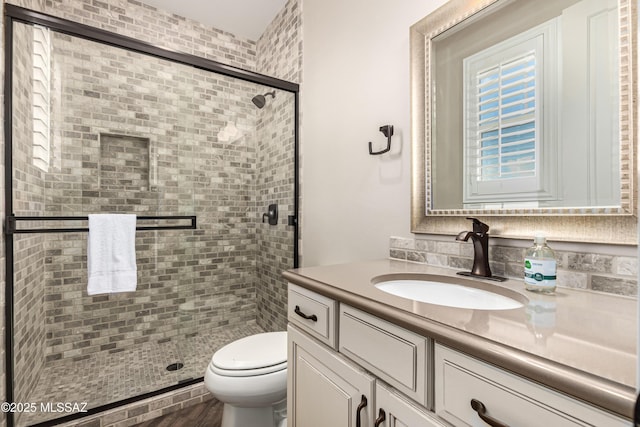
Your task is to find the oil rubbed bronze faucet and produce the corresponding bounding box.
[456,217,507,282]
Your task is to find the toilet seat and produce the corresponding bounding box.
[210,360,287,377]
[210,331,287,377]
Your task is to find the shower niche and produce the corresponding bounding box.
[99,133,151,193]
[5,6,299,426]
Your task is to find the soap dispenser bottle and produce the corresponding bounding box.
[524,234,557,294]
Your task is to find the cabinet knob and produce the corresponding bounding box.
[470,399,510,427]
[374,408,386,427]
[356,394,367,427]
[294,305,318,322]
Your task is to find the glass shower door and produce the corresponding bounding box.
[7,12,298,426]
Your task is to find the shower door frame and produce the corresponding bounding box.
[3,5,300,426]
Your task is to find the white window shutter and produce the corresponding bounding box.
[463,19,559,206]
[32,25,51,172]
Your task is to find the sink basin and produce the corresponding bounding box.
[373,274,525,310]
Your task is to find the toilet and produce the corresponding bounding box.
[204,331,288,427]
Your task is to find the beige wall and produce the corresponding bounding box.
[300,0,638,270]
[301,0,448,266]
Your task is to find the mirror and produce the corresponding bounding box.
[410,0,637,244]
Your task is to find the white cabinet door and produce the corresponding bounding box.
[374,382,447,427]
[288,324,375,427]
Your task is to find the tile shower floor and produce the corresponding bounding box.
[19,322,266,426]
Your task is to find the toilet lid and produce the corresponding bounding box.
[212,331,287,371]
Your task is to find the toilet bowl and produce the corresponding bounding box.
[204,331,287,427]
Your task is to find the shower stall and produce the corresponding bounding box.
[4,6,298,426]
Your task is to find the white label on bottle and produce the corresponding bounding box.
[524,258,556,287]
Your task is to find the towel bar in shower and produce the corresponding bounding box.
[5,214,197,234]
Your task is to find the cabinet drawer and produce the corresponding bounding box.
[435,344,629,427]
[339,305,429,406]
[288,284,337,348]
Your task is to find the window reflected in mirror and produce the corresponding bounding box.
[430,0,622,211]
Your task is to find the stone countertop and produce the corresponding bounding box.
[282,259,637,419]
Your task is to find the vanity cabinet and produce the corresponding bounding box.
[287,285,445,427]
[435,344,629,427]
[286,283,631,427]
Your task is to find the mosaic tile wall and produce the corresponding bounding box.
[255,0,302,332]
[1,0,301,426]
[8,0,258,72]
[257,0,303,85]
[390,236,638,296]
[255,94,296,332]
[31,28,260,362]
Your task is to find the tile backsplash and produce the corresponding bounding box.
[390,236,637,297]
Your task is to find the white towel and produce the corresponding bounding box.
[87,214,137,295]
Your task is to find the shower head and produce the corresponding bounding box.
[252,91,276,109]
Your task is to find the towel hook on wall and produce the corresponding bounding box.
[368,125,394,155]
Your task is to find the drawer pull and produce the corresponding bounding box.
[471,399,509,427]
[356,395,367,427]
[374,408,386,427]
[294,305,318,322]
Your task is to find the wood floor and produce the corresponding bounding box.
[133,399,223,427]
